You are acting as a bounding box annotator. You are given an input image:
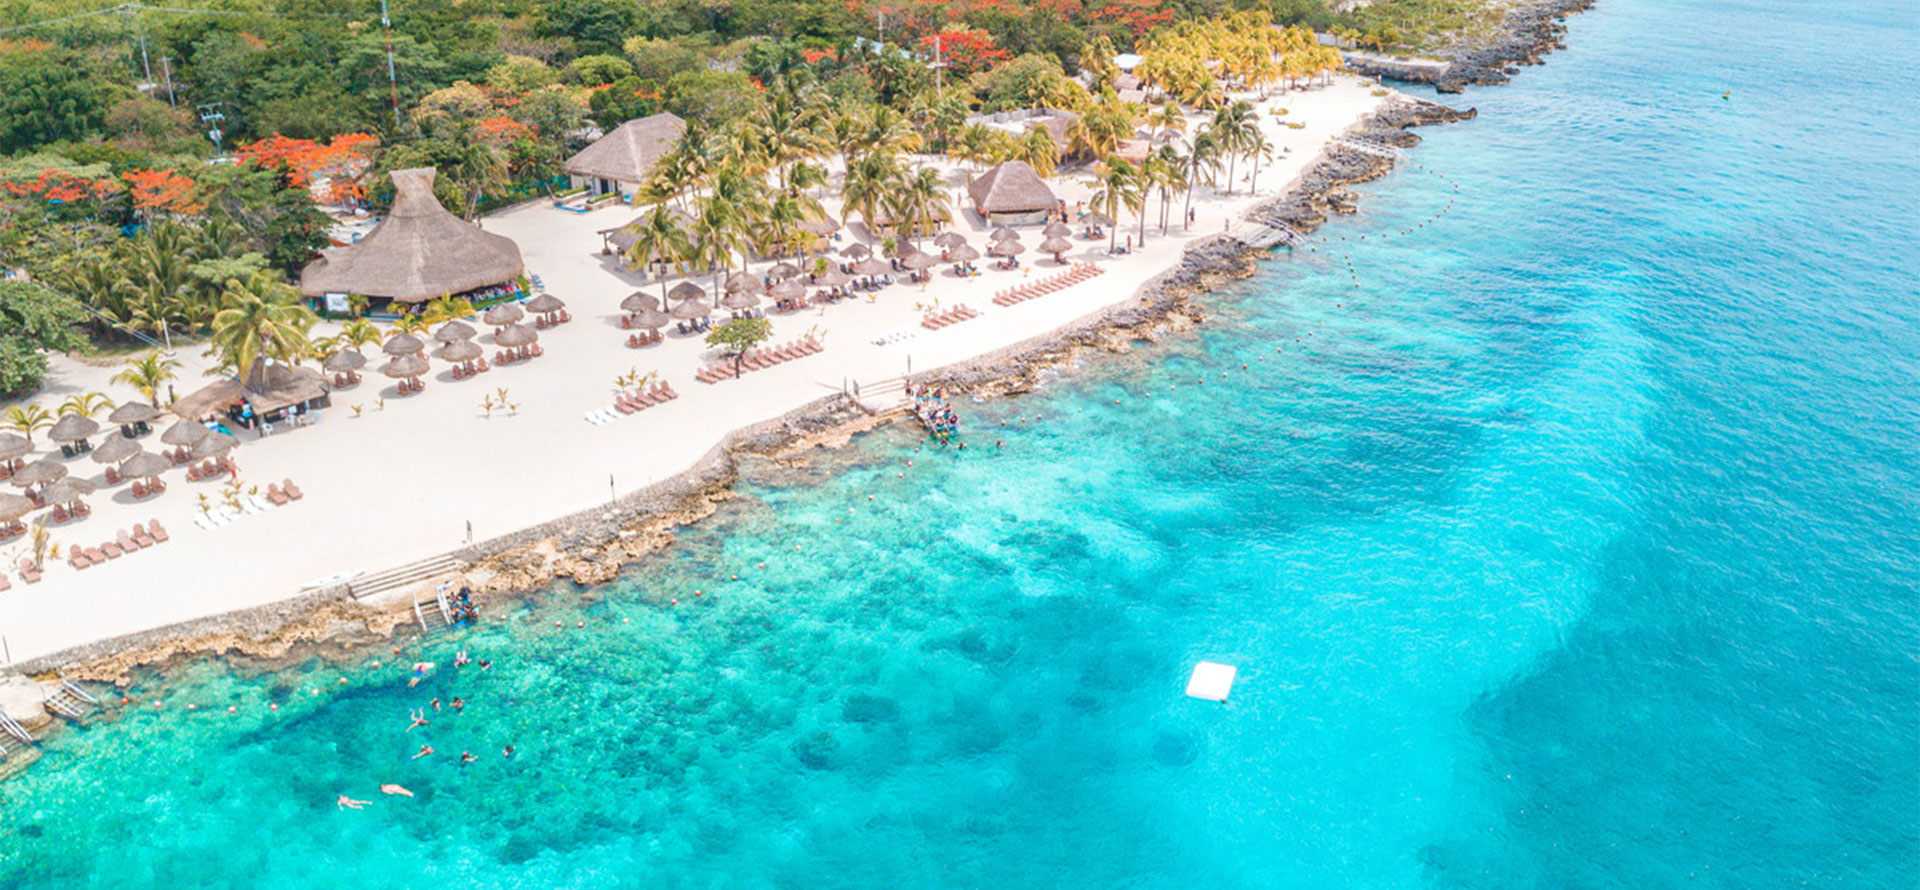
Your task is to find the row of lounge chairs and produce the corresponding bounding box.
[991,262,1104,307]
[533,310,573,329]
[495,345,544,365]
[396,378,426,394]
[921,305,980,330]
[67,521,171,571]
[626,330,663,348]
[451,360,492,379]
[45,502,93,524]
[185,457,236,482]
[332,371,363,387]
[695,338,822,383]
[130,478,169,499]
[614,382,679,414]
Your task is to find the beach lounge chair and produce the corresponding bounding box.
[148,520,168,543]
[85,546,107,563]
[131,525,153,548]
[100,541,123,559]
[69,551,89,570]
[48,504,68,524]
[0,573,10,590]
[267,484,289,506]
[118,529,139,551]
[283,479,303,500]
[18,559,40,583]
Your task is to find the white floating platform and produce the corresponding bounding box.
[1185,662,1237,702]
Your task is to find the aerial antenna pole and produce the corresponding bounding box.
[123,6,155,96]
[379,0,401,131]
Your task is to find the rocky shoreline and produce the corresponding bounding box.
[22,96,1471,705]
[1345,0,1597,93]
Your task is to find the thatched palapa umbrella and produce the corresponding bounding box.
[0,492,33,523]
[49,414,100,447]
[948,244,981,264]
[107,401,161,437]
[381,354,431,390]
[766,262,800,280]
[161,419,209,448]
[383,331,426,357]
[799,217,840,237]
[324,349,368,374]
[814,266,852,287]
[525,293,566,326]
[670,299,710,320]
[121,451,169,493]
[988,238,1025,258]
[193,431,240,459]
[1085,211,1114,227]
[437,339,483,364]
[901,251,937,271]
[724,272,758,295]
[433,320,476,344]
[0,432,29,465]
[620,292,659,313]
[632,308,671,330]
[482,302,525,328]
[12,459,66,489]
[851,256,889,277]
[838,243,871,259]
[41,477,95,510]
[771,279,805,302]
[719,290,760,311]
[1043,221,1073,238]
[495,323,538,349]
[1040,235,1074,263]
[932,231,968,249]
[667,281,706,304]
[989,225,1019,242]
[90,436,140,466]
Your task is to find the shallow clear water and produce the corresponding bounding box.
[4,0,1917,886]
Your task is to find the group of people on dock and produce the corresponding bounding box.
[910,384,960,443]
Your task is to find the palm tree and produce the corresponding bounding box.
[1211,102,1257,194]
[1087,158,1143,254]
[1015,127,1060,179]
[110,353,182,406]
[842,150,904,232]
[341,318,383,351]
[205,271,316,376]
[624,206,694,298]
[423,296,476,324]
[1147,102,1187,142]
[58,392,112,420]
[393,314,432,335]
[3,404,53,444]
[1244,127,1275,192]
[1147,146,1187,234]
[888,167,951,248]
[1180,128,1223,229]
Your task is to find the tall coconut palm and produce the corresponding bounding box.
[1147,145,1187,234]
[1210,101,1257,194]
[1146,102,1187,142]
[1179,128,1223,229]
[1244,127,1275,192]
[1015,126,1060,179]
[1088,158,1144,254]
[341,318,383,351]
[110,353,183,407]
[3,404,53,444]
[624,206,694,298]
[842,150,904,232]
[888,167,951,248]
[205,271,315,376]
[57,392,112,420]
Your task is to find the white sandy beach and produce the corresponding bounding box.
[0,77,1392,667]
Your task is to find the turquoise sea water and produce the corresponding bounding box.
[4,1,1917,886]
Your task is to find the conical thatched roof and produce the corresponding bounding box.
[323,349,368,372]
[13,459,65,486]
[495,323,538,348]
[724,272,759,294]
[482,302,524,326]
[161,419,210,446]
[901,251,937,270]
[1040,236,1074,254]
[620,292,659,313]
[0,492,33,521]
[49,414,99,443]
[562,113,686,185]
[771,279,804,300]
[766,262,800,279]
[90,436,140,464]
[632,308,670,329]
[0,433,29,461]
[948,244,981,263]
[239,358,327,413]
[41,477,95,503]
[107,402,161,424]
[798,217,840,236]
[851,257,889,275]
[120,452,168,479]
[525,293,565,314]
[436,339,483,362]
[814,267,852,286]
[1043,221,1073,237]
[967,161,1057,214]
[932,231,968,249]
[191,432,239,458]
[838,243,871,259]
[667,281,706,303]
[1085,211,1115,227]
[988,239,1025,257]
[433,320,476,343]
[383,332,426,356]
[298,167,525,302]
[990,225,1019,242]
[670,299,710,320]
[719,290,759,310]
[381,355,430,379]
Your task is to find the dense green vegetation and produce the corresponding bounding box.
[0,0,1475,396]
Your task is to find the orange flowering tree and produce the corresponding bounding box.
[122,169,206,218]
[236,133,380,193]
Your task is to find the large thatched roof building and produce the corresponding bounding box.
[966,161,1058,225]
[299,167,525,305]
[564,112,687,197]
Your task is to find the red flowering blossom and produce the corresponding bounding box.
[122,169,205,216]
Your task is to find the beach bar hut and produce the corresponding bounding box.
[298,167,526,315]
[171,358,329,432]
[967,161,1057,226]
[563,112,687,199]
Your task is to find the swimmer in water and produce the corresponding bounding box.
[338,794,370,810]
[413,745,435,760]
[430,697,441,712]
[502,745,516,758]
[451,697,465,712]
[406,708,429,732]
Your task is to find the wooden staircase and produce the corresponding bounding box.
[346,553,465,600]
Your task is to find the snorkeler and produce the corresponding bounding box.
[337,795,370,810]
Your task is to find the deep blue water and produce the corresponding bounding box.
[2,0,1916,886]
